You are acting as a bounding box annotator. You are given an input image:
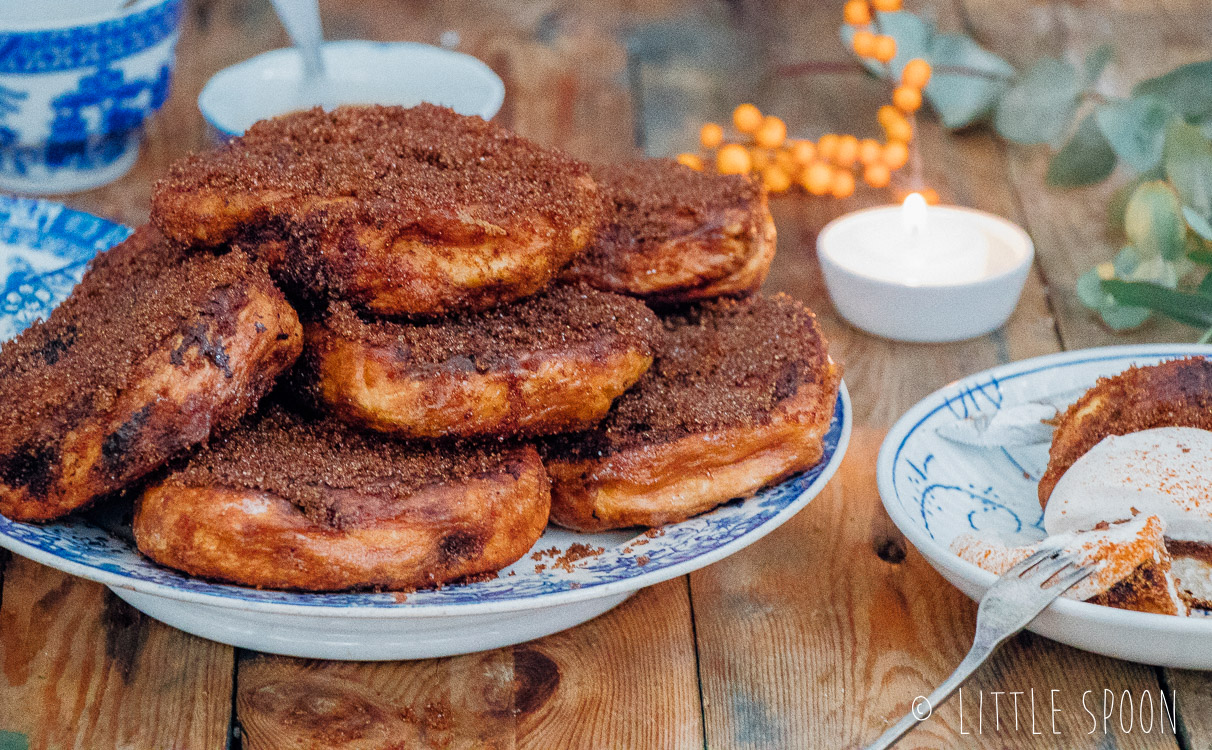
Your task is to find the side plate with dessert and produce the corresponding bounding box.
[878,345,1212,669]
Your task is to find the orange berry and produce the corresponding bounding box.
[754,116,787,148]
[733,104,763,133]
[893,86,922,113]
[883,141,910,169]
[716,143,752,174]
[830,169,856,198]
[858,138,882,165]
[803,161,834,196]
[877,105,901,127]
[885,118,913,143]
[901,58,932,89]
[843,0,872,25]
[872,0,901,10]
[864,163,892,188]
[852,30,877,58]
[817,133,840,161]
[873,35,897,63]
[699,122,725,149]
[920,187,941,205]
[835,134,859,166]
[790,140,817,165]
[774,148,798,172]
[676,153,704,171]
[763,166,792,193]
[749,147,772,171]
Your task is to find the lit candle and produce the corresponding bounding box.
[817,195,1034,342]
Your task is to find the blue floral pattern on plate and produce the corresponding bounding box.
[0,196,851,611]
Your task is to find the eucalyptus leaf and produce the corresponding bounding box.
[0,733,25,750]
[1094,95,1175,172]
[1124,181,1186,260]
[1084,44,1113,85]
[1077,267,1150,330]
[995,58,1082,145]
[1133,59,1212,122]
[925,33,1014,128]
[1164,120,1212,216]
[1107,176,1149,235]
[1185,206,1212,241]
[1076,267,1110,309]
[1114,245,1142,275]
[1103,279,1212,328]
[1188,246,1212,266]
[1198,270,1212,298]
[1046,113,1116,187]
[1099,303,1153,330]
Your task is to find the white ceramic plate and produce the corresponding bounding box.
[198,40,505,137]
[878,345,1212,669]
[0,195,852,660]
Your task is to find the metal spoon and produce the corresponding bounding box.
[268,0,326,80]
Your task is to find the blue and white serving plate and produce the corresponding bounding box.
[0,195,851,660]
[878,346,1212,669]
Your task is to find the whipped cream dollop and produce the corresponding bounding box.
[1044,427,1212,544]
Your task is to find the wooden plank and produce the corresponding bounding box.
[228,6,705,749]
[0,557,233,749]
[693,428,1181,748]
[237,580,702,750]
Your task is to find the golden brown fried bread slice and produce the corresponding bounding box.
[134,406,551,591]
[561,159,775,302]
[1039,357,1212,507]
[541,294,839,531]
[0,227,302,521]
[304,285,660,438]
[151,104,602,316]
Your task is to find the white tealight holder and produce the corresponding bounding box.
[817,194,1034,343]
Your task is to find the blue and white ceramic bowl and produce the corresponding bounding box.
[0,0,182,194]
[199,40,505,139]
[0,196,851,660]
[878,346,1212,669]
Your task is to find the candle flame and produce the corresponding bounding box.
[902,192,928,236]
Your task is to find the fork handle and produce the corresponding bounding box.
[862,642,996,750]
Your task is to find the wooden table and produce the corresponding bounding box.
[2,0,1211,747]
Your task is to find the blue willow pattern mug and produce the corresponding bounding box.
[0,0,182,194]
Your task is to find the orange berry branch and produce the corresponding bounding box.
[677,0,939,203]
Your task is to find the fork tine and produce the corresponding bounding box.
[1004,547,1058,577]
[1024,554,1080,584]
[1050,564,1094,591]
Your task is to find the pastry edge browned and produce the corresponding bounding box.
[133,445,551,592]
[545,360,840,531]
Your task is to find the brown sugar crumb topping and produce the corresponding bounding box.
[580,159,762,256]
[166,404,531,529]
[0,227,272,457]
[544,294,829,459]
[157,103,599,234]
[322,284,660,372]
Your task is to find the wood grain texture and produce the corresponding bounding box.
[692,428,1180,749]
[0,556,233,750]
[237,580,702,749]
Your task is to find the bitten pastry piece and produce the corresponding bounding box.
[1038,357,1212,506]
[561,159,775,302]
[134,406,551,591]
[542,294,839,531]
[952,515,1189,616]
[0,227,302,521]
[151,104,602,316]
[304,285,660,438]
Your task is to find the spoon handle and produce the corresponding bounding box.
[269,0,325,79]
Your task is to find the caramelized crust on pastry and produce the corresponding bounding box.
[151,104,602,316]
[1039,357,1212,506]
[0,227,302,521]
[133,406,551,591]
[305,285,660,438]
[541,294,839,531]
[561,159,775,302]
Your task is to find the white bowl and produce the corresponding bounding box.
[818,205,1034,343]
[198,40,505,137]
[877,345,1212,668]
[0,0,182,193]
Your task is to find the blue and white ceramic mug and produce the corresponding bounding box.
[0,0,182,194]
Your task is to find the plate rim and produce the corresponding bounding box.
[0,383,850,618]
[877,343,1212,635]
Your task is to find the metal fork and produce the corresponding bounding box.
[862,547,1094,750]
